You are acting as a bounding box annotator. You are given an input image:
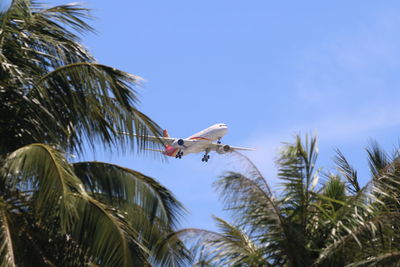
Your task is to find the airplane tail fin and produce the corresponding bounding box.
[162,129,171,149]
[163,129,169,137]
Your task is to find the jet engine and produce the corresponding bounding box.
[177,139,184,146]
[216,145,231,154]
[172,139,185,147]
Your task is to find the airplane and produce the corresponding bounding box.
[134,123,255,162]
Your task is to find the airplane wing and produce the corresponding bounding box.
[143,136,198,147]
[120,132,197,147]
[120,132,175,145]
[207,143,255,153]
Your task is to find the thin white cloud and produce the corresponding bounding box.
[243,104,400,188]
[294,11,400,109]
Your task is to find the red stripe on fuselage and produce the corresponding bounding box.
[189,136,211,141]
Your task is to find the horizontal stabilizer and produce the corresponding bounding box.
[145,148,164,153]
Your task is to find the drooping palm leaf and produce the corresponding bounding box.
[0,145,173,266]
[73,161,185,228]
[177,218,268,266]
[0,198,16,267]
[36,62,162,152]
[188,135,400,266]
[207,217,266,266]
[72,161,190,266]
[0,0,188,265]
[335,149,360,194]
[1,143,82,229]
[314,144,400,266]
[0,0,163,154]
[71,194,148,267]
[367,141,391,179]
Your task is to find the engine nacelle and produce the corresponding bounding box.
[172,139,185,148]
[177,139,184,146]
[216,145,231,154]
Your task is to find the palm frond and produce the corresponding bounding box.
[73,161,185,228]
[0,91,65,154]
[0,0,163,153]
[73,161,190,266]
[0,192,64,266]
[149,230,191,267]
[36,62,162,152]
[209,217,265,266]
[1,143,83,230]
[345,251,400,267]
[0,198,16,267]
[177,218,268,267]
[277,135,318,210]
[71,194,146,267]
[39,2,95,35]
[335,149,360,194]
[215,171,283,234]
[1,144,173,266]
[314,179,386,266]
[367,141,390,179]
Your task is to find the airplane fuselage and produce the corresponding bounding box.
[164,123,228,157]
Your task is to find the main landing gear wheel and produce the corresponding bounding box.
[175,151,183,159]
[201,154,210,162]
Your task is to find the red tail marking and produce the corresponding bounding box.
[163,129,169,137]
[162,129,170,149]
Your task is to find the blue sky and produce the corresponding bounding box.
[3,0,400,230]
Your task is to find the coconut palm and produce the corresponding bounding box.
[0,0,161,154]
[181,135,400,266]
[0,1,189,266]
[316,143,400,266]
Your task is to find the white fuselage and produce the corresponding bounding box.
[165,123,228,156]
[185,123,228,154]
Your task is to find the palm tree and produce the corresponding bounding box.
[316,143,400,266]
[0,0,161,154]
[180,135,400,266]
[0,1,189,266]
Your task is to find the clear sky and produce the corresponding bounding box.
[4,0,400,230]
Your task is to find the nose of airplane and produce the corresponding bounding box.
[215,123,228,135]
[221,125,228,134]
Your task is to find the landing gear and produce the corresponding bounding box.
[217,137,222,144]
[201,154,210,162]
[175,151,183,159]
[201,149,210,162]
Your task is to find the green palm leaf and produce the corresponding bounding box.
[1,143,82,229]
[73,161,190,266]
[367,141,391,179]
[0,198,16,267]
[0,145,164,266]
[71,195,147,266]
[0,0,188,265]
[177,217,268,266]
[0,0,163,153]
[208,217,266,266]
[335,149,360,194]
[37,62,162,152]
[73,161,185,228]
